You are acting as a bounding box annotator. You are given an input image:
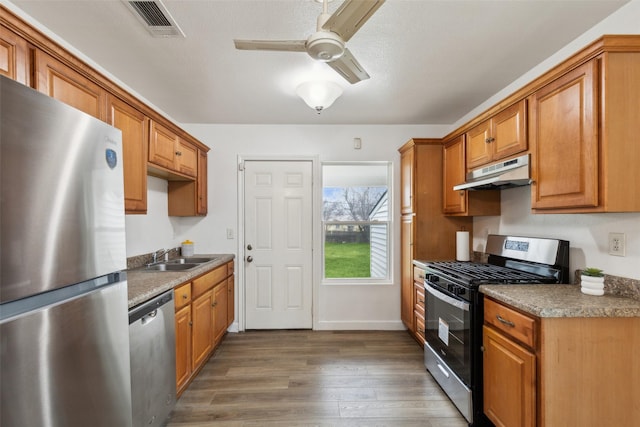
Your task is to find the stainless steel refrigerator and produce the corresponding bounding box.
[0,75,133,426]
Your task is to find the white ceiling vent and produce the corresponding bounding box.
[124,0,185,38]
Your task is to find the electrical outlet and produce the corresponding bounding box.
[608,232,626,256]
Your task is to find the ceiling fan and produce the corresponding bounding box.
[234,0,385,84]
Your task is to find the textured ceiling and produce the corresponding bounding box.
[6,0,630,125]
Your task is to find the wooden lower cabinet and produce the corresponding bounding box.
[174,304,192,392]
[412,266,426,347]
[483,325,535,427]
[174,260,234,396]
[483,297,640,427]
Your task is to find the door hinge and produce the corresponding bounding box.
[238,162,244,171]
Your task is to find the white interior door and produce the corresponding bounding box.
[244,160,313,329]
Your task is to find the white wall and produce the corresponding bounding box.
[450,0,640,281]
[473,188,640,280]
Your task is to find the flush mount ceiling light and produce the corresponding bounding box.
[296,81,343,114]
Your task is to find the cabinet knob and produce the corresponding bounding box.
[182,294,188,299]
[175,151,182,156]
[189,321,193,326]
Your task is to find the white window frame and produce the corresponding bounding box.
[321,161,393,285]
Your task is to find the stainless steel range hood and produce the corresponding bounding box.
[453,154,531,191]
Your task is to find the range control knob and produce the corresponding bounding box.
[427,274,439,283]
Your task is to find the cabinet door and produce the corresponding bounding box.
[197,150,208,215]
[175,305,192,394]
[107,95,148,214]
[226,276,234,328]
[176,139,197,177]
[191,290,214,369]
[213,282,228,345]
[34,50,105,120]
[400,215,414,330]
[0,25,29,85]
[466,119,492,169]
[483,325,536,427]
[443,135,467,214]
[149,120,178,170]
[400,147,414,214]
[492,100,527,161]
[529,60,599,210]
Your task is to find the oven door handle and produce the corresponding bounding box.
[425,283,470,311]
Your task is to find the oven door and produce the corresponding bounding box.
[424,283,471,386]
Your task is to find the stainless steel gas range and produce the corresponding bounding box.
[420,234,569,426]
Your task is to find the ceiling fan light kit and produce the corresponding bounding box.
[233,0,385,84]
[296,81,343,114]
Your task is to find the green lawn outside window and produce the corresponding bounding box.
[324,242,371,278]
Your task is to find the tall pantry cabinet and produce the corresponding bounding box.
[398,139,473,344]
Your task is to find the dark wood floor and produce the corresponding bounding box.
[167,330,468,427]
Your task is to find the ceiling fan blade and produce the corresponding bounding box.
[326,48,370,84]
[234,39,307,52]
[322,0,385,42]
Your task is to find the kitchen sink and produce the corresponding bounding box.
[144,263,199,272]
[167,257,217,264]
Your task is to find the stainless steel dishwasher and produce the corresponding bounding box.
[129,289,176,427]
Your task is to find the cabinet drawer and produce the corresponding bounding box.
[192,265,227,298]
[413,266,425,282]
[174,282,192,310]
[484,298,535,348]
[414,284,425,316]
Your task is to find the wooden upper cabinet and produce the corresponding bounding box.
[149,120,179,171]
[34,50,106,120]
[466,100,527,170]
[443,135,467,214]
[400,146,414,214]
[107,95,148,214]
[0,25,29,85]
[197,150,208,215]
[443,135,501,217]
[149,120,198,178]
[176,139,197,178]
[529,60,599,210]
[531,51,640,213]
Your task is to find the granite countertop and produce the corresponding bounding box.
[480,284,640,318]
[126,254,235,309]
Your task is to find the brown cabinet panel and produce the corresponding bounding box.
[443,135,467,214]
[197,150,208,215]
[443,135,501,217]
[174,305,192,394]
[466,100,527,170]
[483,325,536,427]
[149,120,179,170]
[400,215,414,330]
[213,281,228,345]
[191,289,214,369]
[176,139,197,177]
[34,50,105,120]
[530,60,599,210]
[0,25,28,85]
[107,95,148,214]
[400,146,414,214]
[226,276,234,328]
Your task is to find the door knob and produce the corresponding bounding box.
[246,256,253,263]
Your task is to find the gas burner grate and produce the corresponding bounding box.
[425,261,555,285]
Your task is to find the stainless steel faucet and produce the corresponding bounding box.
[152,248,169,264]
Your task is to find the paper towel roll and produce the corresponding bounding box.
[456,231,470,261]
